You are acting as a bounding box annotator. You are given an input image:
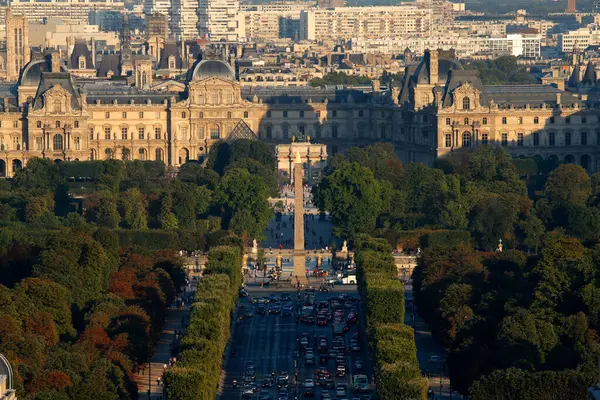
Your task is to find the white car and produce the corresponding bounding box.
[304,378,315,388]
[335,384,346,396]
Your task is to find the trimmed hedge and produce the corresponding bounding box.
[419,230,471,250]
[164,246,242,400]
[356,236,427,400]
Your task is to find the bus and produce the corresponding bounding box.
[352,374,368,392]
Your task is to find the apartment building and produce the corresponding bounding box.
[299,6,432,41]
[198,0,240,40]
[1,0,125,25]
[559,27,600,53]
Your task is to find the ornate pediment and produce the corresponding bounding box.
[42,83,72,114]
[451,82,482,111]
[188,77,247,106]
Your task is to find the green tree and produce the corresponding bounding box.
[469,194,517,250]
[95,193,119,228]
[159,192,179,230]
[25,195,55,223]
[12,158,64,195]
[33,233,109,308]
[544,164,591,210]
[119,188,148,229]
[315,162,382,239]
[216,168,271,239]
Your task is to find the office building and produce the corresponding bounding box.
[3,0,125,25]
[198,0,240,40]
[171,0,200,40]
[299,6,432,41]
[559,28,600,53]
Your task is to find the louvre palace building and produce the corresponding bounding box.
[0,46,597,177]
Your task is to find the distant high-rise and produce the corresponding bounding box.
[171,0,200,40]
[6,8,29,82]
[146,13,169,38]
[318,0,344,8]
[566,0,576,12]
[198,0,240,40]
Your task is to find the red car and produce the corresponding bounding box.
[317,318,328,326]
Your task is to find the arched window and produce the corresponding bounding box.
[155,148,163,161]
[501,132,508,146]
[282,123,289,139]
[549,132,555,146]
[55,121,61,128]
[266,124,273,139]
[481,133,488,145]
[210,125,220,139]
[445,133,452,147]
[139,148,146,161]
[357,122,367,138]
[565,132,572,146]
[462,132,471,147]
[462,96,470,110]
[53,134,63,150]
[53,99,62,113]
[74,137,80,150]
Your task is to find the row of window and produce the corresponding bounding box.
[93,127,164,141]
[264,123,336,139]
[265,110,337,119]
[445,116,587,126]
[446,131,592,148]
[100,111,253,120]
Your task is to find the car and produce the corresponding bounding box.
[243,383,257,397]
[256,305,266,315]
[269,305,282,315]
[347,313,357,324]
[239,289,249,297]
[244,308,254,317]
[351,341,360,352]
[262,377,273,387]
[259,390,271,400]
[429,355,443,364]
[323,378,335,389]
[304,378,315,396]
[321,391,332,399]
[282,304,293,316]
[277,377,289,389]
[305,353,315,365]
[302,315,315,324]
[335,384,347,396]
[317,317,328,326]
[344,301,353,309]
[354,359,363,369]
[281,293,292,301]
[336,365,346,377]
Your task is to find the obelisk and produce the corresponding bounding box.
[293,150,307,284]
[294,150,304,251]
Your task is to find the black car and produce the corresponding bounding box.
[269,305,282,315]
[281,293,292,301]
[262,378,273,388]
[256,305,266,315]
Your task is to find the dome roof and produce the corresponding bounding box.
[191,58,235,81]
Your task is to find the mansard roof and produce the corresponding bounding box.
[32,72,82,110]
[69,42,94,70]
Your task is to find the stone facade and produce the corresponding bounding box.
[1,48,598,177]
[399,49,600,172]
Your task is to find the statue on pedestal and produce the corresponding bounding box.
[341,240,348,253]
[252,239,258,254]
[497,239,503,252]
